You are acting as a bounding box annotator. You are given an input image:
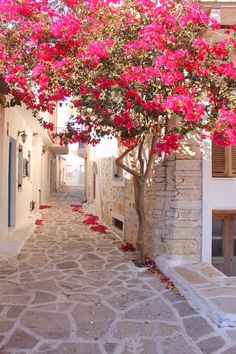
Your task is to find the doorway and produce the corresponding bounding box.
[8,138,16,227]
[50,159,56,192]
[212,211,236,276]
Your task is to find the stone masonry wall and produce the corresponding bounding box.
[95,137,202,264]
[124,178,138,245]
[100,158,124,225]
[97,157,138,241]
[152,138,202,263]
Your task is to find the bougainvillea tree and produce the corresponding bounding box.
[0,0,236,264]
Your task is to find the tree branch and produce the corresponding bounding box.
[138,136,145,176]
[115,145,140,177]
[144,133,159,180]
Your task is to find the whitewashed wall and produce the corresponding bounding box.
[0,102,65,254]
[202,140,236,263]
[65,147,84,186]
[56,156,66,190]
[0,96,8,247]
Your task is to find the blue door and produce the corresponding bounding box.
[8,141,12,226]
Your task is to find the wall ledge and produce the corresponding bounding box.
[156,256,236,328]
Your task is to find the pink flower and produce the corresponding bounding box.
[179,3,209,26]
[87,41,108,59]
[50,14,81,39]
[32,64,45,78]
[155,133,181,157]
[64,0,80,6]
[112,112,133,129]
[122,66,157,84]
[218,107,236,125]
[193,38,209,51]
[53,58,71,69]
[213,62,236,80]
[43,122,54,131]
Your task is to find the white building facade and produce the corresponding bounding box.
[0,93,67,254]
[65,143,85,187]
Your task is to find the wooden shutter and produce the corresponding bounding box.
[212,142,226,176]
[231,145,236,176]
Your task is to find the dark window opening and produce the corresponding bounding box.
[112,217,123,231]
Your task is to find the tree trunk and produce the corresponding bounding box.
[133,175,147,266]
[115,133,158,266]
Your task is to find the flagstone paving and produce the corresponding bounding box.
[0,187,235,354]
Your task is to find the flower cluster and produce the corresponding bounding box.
[42,122,54,131]
[0,0,235,167]
[155,133,181,157]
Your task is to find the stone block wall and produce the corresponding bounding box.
[152,139,203,263]
[124,178,138,245]
[98,157,117,225]
[95,157,136,238]
[96,157,138,241]
[91,137,203,264]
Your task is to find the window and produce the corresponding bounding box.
[212,142,236,177]
[28,151,31,178]
[18,144,23,188]
[23,158,28,177]
[111,212,124,237]
[212,211,236,276]
[212,217,223,258]
[112,217,123,231]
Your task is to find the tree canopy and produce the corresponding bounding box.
[0,0,235,152]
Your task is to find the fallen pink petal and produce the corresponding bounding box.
[39,205,52,209]
[90,224,107,234]
[83,216,99,225]
[120,242,135,252]
[72,207,82,212]
[70,204,82,208]
[84,213,95,217]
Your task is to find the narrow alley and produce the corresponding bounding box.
[0,188,232,354]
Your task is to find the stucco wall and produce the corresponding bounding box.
[202,140,236,264]
[0,102,66,253]
[0,98,8,242]
[5,105,35,228]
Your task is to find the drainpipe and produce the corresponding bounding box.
[39,189,41,206]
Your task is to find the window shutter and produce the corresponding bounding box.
[231,145,236,175]
[212,142,226,176]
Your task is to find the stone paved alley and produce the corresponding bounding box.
[0,188,235,354]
